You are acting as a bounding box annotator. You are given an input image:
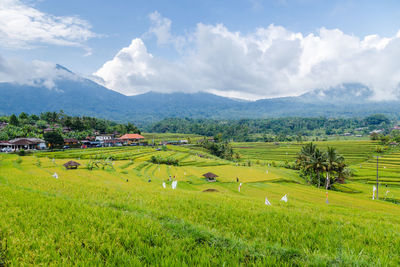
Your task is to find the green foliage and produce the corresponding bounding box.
[150,155,179,166]
[199,139,234,160]
[18,149,26,156]
[147,115,393,142]
[0,111,140,141]
[43,132,64,148]
[86,159,114,170]
[9,114,18,126]
[365,114,390,125]
[296,143,349,188]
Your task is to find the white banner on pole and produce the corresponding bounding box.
[265,197,272,206]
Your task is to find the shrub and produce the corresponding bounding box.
[150,155,179,166]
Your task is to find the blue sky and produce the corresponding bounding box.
[1,0,400,99]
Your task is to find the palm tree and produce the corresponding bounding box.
[335,157,347,183]
[306,148,328,188]
[326,147,340,189]
[297,143,316,183]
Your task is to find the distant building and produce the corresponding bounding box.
[370,129,383,134]
[64,138,79,146]
[119,133,145,145]
[95,135,112,142]
[0,138,46,151]
[103,139,123,147]
[62,127,72,133]
[43,127,54,133]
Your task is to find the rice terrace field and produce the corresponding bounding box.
[1,140,400,265]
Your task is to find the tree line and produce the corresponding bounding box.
[147,114,392,142]
[0,111,140,141]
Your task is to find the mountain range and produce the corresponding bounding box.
[1,65,400,125]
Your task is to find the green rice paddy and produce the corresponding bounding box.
[1,140,400,265]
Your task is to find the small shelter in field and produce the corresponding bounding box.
[203,172,218,182]
[63,160,81,169]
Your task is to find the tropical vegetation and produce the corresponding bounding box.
[296,143,349,188]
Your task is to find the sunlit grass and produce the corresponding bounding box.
[1,141,400,265]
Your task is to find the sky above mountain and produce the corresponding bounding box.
[1,0,400,100]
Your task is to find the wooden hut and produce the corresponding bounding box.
[203,172,218,182]
[63,160,81,169]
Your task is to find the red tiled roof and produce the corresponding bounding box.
[119,134,144,140]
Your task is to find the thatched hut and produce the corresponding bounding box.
[203,172,218,182]
[63,160,81,169]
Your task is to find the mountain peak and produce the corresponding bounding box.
[55,64,74,74]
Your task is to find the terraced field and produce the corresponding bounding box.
[1,141,400,265]
[233,140,379,165]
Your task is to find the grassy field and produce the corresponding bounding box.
[141,133,204,143]
[1,141,400,265]
[232,140,379,165]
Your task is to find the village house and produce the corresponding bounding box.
[62,127,72,133]
[64,138,79,146]
[95,135,112,142]
[119,133,145,145]
[0,138,46,151]
[43,127,53,133]
[80,140,101,148]
[103,139,123,147]
[369,129,383,134]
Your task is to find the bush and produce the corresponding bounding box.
[18,149,26,156]
[150,155,179,166]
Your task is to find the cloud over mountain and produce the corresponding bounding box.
[94,12,400,100]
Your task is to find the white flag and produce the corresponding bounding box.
[372,185,376,200]
[162,182,166,189]
[52,158,55,163]
[266,170,268,174]
[52,172,58,179]
[238,183,242,192]
[280,194,288,202]
[265,197,271,206]
[172,181,177,189]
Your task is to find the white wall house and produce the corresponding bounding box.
[95,136,112,141]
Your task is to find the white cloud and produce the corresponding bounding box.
[0,0,97,53]
[94,12,400,100]
[145,11,185,51]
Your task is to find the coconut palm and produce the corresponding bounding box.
[306,148,328,188]
[325,147,340,189]
[296,142,316,183]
